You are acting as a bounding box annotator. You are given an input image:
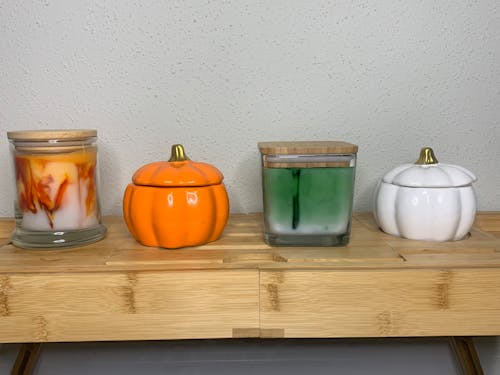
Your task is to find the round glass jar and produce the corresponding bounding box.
[258,141,358,246]
[7,129,107,248]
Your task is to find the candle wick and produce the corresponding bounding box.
[292,169,301,229]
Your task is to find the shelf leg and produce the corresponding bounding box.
[11,343,42,375]
[449,337,484,375]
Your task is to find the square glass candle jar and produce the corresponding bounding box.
[258,141,358,246]
[7,129,107,248]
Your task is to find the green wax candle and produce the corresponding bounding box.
[262,166,355,245]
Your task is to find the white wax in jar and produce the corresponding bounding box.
[15,150,99,231]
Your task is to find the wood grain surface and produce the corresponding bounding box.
[1,213,500,342]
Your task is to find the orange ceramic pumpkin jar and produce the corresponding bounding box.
[123,144,229,249]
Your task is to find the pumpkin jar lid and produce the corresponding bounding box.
[132,144,224,187]
[382,147,477,188]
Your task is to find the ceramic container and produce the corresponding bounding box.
[7,129,106,248]
[258,141,358,246]
[373,147,477,241]
[123,144,229,249]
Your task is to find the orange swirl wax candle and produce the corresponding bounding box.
[7,130,106,248]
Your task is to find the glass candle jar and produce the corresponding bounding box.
[258,141,358,246]
[7,129,107,248]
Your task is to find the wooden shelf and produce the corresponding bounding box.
[1,213,500,344]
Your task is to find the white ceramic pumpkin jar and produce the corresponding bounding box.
[373,147,477,241]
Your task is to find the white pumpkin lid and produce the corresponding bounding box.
[382,147,477,188]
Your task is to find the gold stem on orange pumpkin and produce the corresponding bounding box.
[169,144,190,162]
[415,147,439,165]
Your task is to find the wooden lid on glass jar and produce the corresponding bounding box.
[7,129,97,141]
[8,130,98,154]
[258,141,358,155]
[258,141,357,168]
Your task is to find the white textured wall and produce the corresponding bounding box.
[1,0,499,216]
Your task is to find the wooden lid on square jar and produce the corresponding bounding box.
[258,141,358,155]
[258,141,357,168]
